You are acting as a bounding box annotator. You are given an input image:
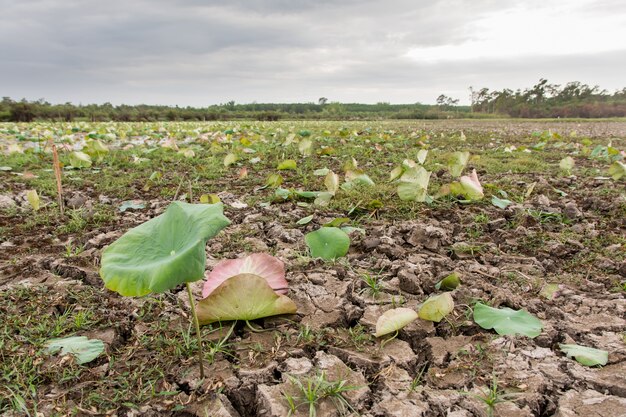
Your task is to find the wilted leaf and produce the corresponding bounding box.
[314,191,333,206]
[314,168,330,176]
[203,253,287,297]
[416,149,428,165]
[325,171,340,195]
[277,159,297,170]
[558,156,574,175]
[609,161,626,180]
[397,166,431,202]
[84,140,109,162]
[265,173,283,188]
[119,200,145,212]
[26,189,40,211]
[459,169,484,200]
[473,303,543,338]
[539,283,561,300]
[224,153,238,167]
[448,151,470,178]
[435,272,460,290]
[299,138,313,156]
[45,336,105,365]
[200,194,221,204]
[389,166,403,182]
[305,227,350,260]
[375,308,418,337]
[69,151,92,168]
[418,293,454,322]
[559,344,608,366]
[491,195,512,209]
[296,215,314,225]
[197,274,297,324]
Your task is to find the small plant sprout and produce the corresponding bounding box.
[284,371,359,417]
[198,253,297,330]
[375,307,418,348]
[466,374,521,417]
[99,201,230,378]
[359,270,384,298]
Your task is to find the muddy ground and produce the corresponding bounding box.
[1,120,625,417]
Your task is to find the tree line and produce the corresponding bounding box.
[468,79,626,118]
[1,80,624,122]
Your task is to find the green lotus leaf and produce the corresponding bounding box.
[69,151,92,168]
[100,202,230,297]
[448,151,470,178]
[197,273,297,324]
[375,307,418,337]
[305,227,350,260]
[277,159,297,170]
[45,336,104,365]
[418,292,454,322]
[397,166,431,202]
[473,303,543,338]
[435,272,461,291]
[559,344,608,366]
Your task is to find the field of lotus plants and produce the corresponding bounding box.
[0,119,625,416]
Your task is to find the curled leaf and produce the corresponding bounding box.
[459,169,483,200]
[197,274,297,324]
[375,308,418,337]
[203,253,287,297]
[418,293,454,322]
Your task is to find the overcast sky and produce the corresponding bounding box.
[1,0,625,105]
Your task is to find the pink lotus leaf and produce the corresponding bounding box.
[459,169,484,200]
[202,253,287,297]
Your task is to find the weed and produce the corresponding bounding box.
[347,324,372,351]
[464,374,520,417]
[284,371,360,417]
[408,362,429,392]
[358,269,384,298]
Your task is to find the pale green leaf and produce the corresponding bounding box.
[26,189,40,211]
[197,274,297,324]
[418,293,454,322]
[375,308,418,337]
[559,344,608,366]
[45,336,104,365]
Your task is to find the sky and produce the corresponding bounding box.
[1,0,625,106]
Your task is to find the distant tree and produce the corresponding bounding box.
[436,94,459,108]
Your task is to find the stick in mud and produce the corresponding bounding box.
[52,143,65,215]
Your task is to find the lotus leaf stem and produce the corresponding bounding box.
[186,282,205,379]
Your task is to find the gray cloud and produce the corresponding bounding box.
[1,0,624,105]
